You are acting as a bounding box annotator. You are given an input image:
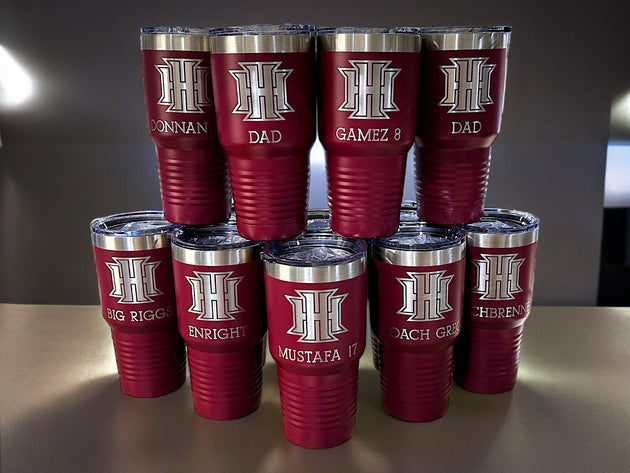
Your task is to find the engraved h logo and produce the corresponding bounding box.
[440,57,495,113]
[186,271,243,321]
[286,289,348,343]
[156,58,211,113]
[106,257,162,304]
[338,60,401,119]
[473,253,524,300]
[229,61,294,121]
[397,270,453,321]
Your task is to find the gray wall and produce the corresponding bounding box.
[1,0,628,305]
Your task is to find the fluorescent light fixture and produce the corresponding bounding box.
[0,45,34,108]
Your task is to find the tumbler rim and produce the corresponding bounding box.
[140,26,211,51]
[317,27,421,52]
[464,208,539,248]
[420,25,511,51]
[371,224,466,266]
[171,225,262,266]
[90,211,173,251]
[210,25,315,53]
[262,234,367,282]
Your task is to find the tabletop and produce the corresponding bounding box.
[2,304,629,473]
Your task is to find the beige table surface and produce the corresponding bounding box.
[2,304,629,473]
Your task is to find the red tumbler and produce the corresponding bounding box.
[91,211,186,397]
[415,26,512,225]
[454,208,539,393]
[171,224,266,420]
[370,223,465,421]
[318,28,422,238]
[262,234,367,448]
[209,24,316,241]
[141,27,231,225]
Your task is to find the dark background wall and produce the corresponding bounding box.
[1,0,628,305]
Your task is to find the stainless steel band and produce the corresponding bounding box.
[210,35,314,54]
[318,33,421,52]
[466,228,539,249]
[92,233,170,251]
[421,27,511,51]
[171,245,260,266]
[264,257,367,283]
[371,242,465,267]
[141,33,210,52]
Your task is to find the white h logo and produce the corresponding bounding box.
[439,57,496,113]
[338,60,401,119]
[397,270,453,321]
[473,253,524,300]
[186,271,243,321]
[106,257,163,304]
[286,289,348,343]
[229,61,294,121]
[155,58,212,113]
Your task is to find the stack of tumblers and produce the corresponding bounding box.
[90,23,539,450]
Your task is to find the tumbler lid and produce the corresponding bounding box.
[371,223,465,266]
[306,208,333,234]
[262,234,367,283]
[140,26,210,51]
[171,224,262,266]
[464,208,539,248]
[420,26,511,51]
[91,211,173,251]
[399,200,419,228]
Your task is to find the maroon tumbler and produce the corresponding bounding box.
[209,24,316,241]
[91,211,186,397]
[317,27,421,238]
[369,200,420,372]
[415,26,511,225]
[370,224,465,421]
[454,209,539,393]
[263,234,367,448]
[141,27,230,225]
[171,224,266,420]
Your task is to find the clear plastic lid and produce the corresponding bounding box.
[464,209,539,234]
[171,224,262,265]
[464,209,539,248]
[209,24,315,36]
[372,223,465,251]
[263,234,367,282]
[371,223,465,266]
[90,211,173,250]
[399,201,419,227]
[172,224,257,251]
[141,26,210,35]
[305,208,333,234]
[317,26,420,35]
